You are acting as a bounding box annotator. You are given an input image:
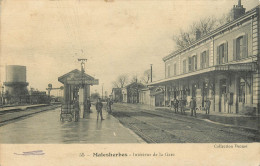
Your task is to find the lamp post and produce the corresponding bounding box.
[102,83,104,100]
[1,86,4,106]
[78,58,87,89]
[150,64,153,82]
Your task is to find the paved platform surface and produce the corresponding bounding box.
[0,106,145,143]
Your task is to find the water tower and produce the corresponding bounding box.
[4,65,29,100]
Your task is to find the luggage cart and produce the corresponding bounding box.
[60,103,79,122]
[60,104,74,122]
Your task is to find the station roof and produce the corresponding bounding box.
[163,5,260,62]
[58,69,95,84]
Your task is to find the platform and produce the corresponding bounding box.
[0,106,145,143]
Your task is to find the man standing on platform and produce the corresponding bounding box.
[173,98,179,113]
[107,98,113,114]
[190,97,197,116]
[86,97,91,113]
[83,97,91,118]
[205,98,211,115]
[96,98,104,120]
[73,96,80,122]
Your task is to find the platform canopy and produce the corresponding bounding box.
[147,62,257,86]
[58,69,99,85]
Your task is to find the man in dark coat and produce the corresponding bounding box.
[73,98,80,122]
[179,98,186,114]
[190,97,197,116]
[83,97,91,118]
[205,99,211,114]
[173,98,179,113]
[96,98,104,120]
[86,97,91,112]
[107,98,113,114]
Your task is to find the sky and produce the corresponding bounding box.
[0,0,259,96]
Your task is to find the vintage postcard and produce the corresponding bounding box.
[0,0,259,165]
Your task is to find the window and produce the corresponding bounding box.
[188,57,192,71]
[174,63,177,75]
[183,60,186,73]
[217,42,228,64]
[193,55,197,70]
[237,37,243,59]
[238,78,245,103]
[200,50,209,69]
[234,34,248,60]
[188,55,197,72]
[167,64,171,77]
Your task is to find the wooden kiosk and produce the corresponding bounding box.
[58,68,99,121]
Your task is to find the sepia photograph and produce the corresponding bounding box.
[0,0,260,165]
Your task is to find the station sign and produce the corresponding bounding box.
[66,79,99,85]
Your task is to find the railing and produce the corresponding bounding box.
[215,63,257,71]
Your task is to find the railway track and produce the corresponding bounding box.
[0,105,60,127]
[112,108,260,143]
[0,104,50,115]
[113,111,186,143]
[141,109,260,140]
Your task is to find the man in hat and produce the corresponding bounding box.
[96,98,104,120]
[173,98,179,113]
[106,98,113,114]
[205,98,211,115]
[179,98,185,114]
[190,97,197,116]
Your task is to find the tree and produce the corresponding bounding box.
[112,74,129,88]
[130,75,139,83]
[90,92,100,101]
[140,69,154,84]
[217,11,232,27]
[112,81,120,88]
[173,13,232,49]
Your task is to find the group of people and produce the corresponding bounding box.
[171,97,211,116]
[72,97,113,121]
[171,98,187,114]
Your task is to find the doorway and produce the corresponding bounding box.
[219,79,227,112]
[192,83,197,98]
[202,82,209,107]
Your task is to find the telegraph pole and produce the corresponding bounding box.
[102,83,104,100]
[150,64,153,82]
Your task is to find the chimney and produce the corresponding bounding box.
[195,29,201,40]
[231,0,245,20]
[238,0,241,6]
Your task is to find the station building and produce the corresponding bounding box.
[111,88,122,102]
[148,2,260,115]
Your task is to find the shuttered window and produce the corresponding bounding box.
[201,51,205,69]
[183,60,187,73]
[233,34,248,61]
[200,50,209,69]
[206,50,209,67]
[174,63,177,75]
[217,42,228,64]
[188,55,197,71]
[188,57,192,72]
[167,65,171,77]
[193,55,197,70]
